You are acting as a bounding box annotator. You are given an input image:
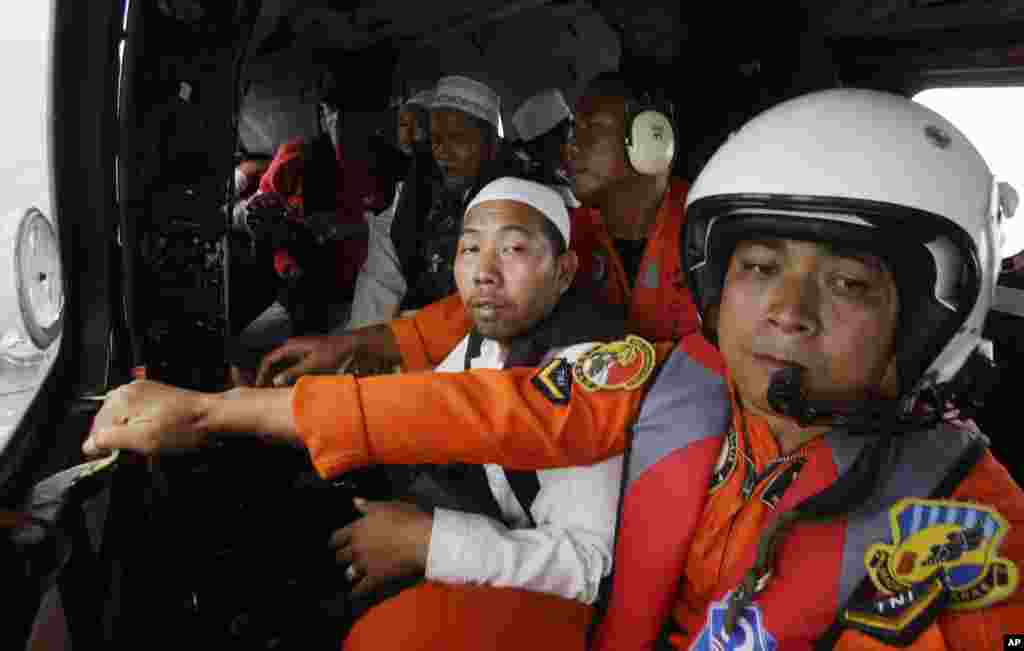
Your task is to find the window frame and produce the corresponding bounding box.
[0,0,123,500]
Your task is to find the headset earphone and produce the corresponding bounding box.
[624,92,677,176]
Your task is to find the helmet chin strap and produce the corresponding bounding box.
[765,366,921,434]
[766,342,1000,436]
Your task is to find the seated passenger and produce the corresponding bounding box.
[258,70,700,385]
[398,89,433,157]
[361,89,435,201]
[507,88,576,204]
[228,74,380,384]
[331,176,624,644]
[345,74,506,331]
[88,89,1024,651]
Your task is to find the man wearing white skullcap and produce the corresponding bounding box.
[431,75,502,132]
[510,88,572,143]
[428,75,502,191]
[332,176,626,648]
[342,74,508,333]
[509,88,577,206]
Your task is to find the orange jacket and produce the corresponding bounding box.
[388,179,699,372]
[292,337,698,477]
[292,337,1023,650]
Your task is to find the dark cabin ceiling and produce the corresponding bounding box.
[237,0,1024,57]
[203,0,1024,152]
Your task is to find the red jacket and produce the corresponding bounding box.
[258,138,381,293]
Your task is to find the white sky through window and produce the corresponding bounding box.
[914,87,1024,257]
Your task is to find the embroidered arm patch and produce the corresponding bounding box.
[865,498,1019,612]
[531,357,573,405]
[842,570,950,647]
[572,335,656,392]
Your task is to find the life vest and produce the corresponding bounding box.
[592,345,990,651]
[570,179,699,343]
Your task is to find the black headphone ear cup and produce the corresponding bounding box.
[626,109,676,175]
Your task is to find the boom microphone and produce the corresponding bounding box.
[765,366,909,432]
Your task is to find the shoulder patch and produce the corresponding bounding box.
[531,358,573,406]
[572,335,656,393]
[842,571,949,647]
[865,498,1019,611]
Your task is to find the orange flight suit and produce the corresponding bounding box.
[292,335,1024,650]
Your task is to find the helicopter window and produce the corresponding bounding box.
[0,1,63,453]
[914,86,1024,258]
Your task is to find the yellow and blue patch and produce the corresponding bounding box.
[865,498,1019,611]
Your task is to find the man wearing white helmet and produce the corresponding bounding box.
[332,177,624,648]
[85,89,1023,650]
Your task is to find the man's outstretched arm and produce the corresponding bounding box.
[292,358,651,478]
[84,340,678,474]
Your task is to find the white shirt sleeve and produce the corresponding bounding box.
[340,183,407,332]
[425,454,622,604]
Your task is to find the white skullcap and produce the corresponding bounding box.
[465,177,571,248]
[510,89,572,142]
[405,89,434,109]
[431,75,502,131]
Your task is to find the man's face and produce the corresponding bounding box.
[565,94,631,204]
[455,200,576,344]
[716,238,901,427]
[430,109,487,190]
[397,107,418,154]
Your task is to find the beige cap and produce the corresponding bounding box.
[431,75,502,130]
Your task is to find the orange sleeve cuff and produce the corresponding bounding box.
[292,374,370,479]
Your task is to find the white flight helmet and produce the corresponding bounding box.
[684,88,1002,400]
